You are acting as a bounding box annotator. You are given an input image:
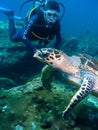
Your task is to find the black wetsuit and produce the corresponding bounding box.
[9,10,62,54]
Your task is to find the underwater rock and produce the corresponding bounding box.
[73,128,81,130]
[40,121,52,129]
[61,37,79,55]
[61,36,98,59]
[31,122,36,130]
[0,21,27,68]
[0,75,97,129]
[15,124,24,130]
[0,21,43,86]
[0,77,16,89]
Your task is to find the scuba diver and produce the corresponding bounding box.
[0,0,65,55]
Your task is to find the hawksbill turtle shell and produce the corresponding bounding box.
[78,54,98,76]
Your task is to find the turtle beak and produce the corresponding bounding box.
[33,50,43,60]
[33,49,50,61]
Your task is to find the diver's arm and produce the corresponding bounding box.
[20,15,38,53]
[22,38,37,53]
[54,23,62,49]
[54,32,62,49]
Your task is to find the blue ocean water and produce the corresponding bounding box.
[0,0,98,38]
[0,1,98,130]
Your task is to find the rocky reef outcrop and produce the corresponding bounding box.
[0,75,98,130]
[0,21,43,88]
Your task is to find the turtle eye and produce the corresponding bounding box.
[40,50,50,58]
[42,52,50,57]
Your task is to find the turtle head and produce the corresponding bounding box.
[34,48,65,69]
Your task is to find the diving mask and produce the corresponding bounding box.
[44,10,60,20]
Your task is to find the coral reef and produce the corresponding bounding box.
[0,75,98,130]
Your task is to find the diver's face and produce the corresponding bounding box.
[44,10,59,25]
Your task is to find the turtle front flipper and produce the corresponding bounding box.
[41,65,56,89]
[62,76,95,120]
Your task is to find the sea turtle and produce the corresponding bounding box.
[34,48,98,119]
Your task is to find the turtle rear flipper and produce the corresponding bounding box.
[62,76,95,120]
